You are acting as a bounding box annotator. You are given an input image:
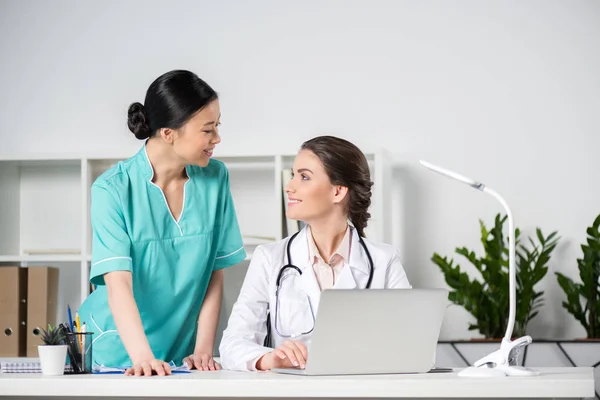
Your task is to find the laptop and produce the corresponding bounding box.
[271,288,448,376]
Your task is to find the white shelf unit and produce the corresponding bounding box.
[0,150,392,328]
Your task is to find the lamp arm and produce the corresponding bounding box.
[482,187,516,342]
[419,159,537,377]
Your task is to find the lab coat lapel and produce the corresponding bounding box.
[300,259,322,311]
[289,227,323,311]
[335,226,370,289]
[334,260,357,289]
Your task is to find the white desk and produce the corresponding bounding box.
[0,367,594,399]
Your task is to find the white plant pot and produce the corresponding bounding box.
[37,345,68,376]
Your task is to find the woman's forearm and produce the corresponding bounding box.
[105,271,154,364]
[194,269,224,353]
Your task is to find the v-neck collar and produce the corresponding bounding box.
[136,142,190,235]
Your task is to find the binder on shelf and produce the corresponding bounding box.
[21,248,81,255]
[0,266,28,357]
[26,266,59,357]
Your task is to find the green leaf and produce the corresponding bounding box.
[431,212,560,338]
[555,215,600,338]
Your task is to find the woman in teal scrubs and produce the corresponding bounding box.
[78,70,246,376]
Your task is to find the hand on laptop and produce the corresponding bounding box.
[257,340,308,370]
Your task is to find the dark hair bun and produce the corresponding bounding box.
[127,102,151,140]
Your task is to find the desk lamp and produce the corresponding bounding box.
[420,160,539,378]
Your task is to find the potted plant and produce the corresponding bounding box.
[38,324,67,375]
[432,213,560,339]
[556,214,600,339]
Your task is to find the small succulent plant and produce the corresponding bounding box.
[40,324,66,346]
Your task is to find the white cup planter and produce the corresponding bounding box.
[38,344,68,376]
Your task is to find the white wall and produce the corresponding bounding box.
[1,0,599,340]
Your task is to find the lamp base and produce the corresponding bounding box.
[457,336,540,378]
[457,366,506,378]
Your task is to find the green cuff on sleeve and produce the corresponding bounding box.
[90,256,133,286]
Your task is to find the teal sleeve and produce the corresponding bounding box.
[89,183,133,286]
[214,167,246,270]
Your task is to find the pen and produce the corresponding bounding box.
[68,306,74,332]
[65,328,80,372]
[81,323,87,373]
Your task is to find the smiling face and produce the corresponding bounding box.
[284,149,348,223]
[167,99,222,167]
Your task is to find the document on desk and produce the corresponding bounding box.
[0,361,74,374]
[92,361,191,374]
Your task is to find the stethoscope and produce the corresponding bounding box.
[272,228,375,338]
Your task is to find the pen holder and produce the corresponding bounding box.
[65,332,94,374]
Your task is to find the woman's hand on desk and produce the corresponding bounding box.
[124,359,172,376]
[257,340,308,370]
[183,352,221,371]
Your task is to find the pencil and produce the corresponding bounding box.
[75,313,82,349]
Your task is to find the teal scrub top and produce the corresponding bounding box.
[78,145,246,367]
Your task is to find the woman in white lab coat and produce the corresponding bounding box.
[219,136,411,372]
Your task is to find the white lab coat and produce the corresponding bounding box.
[218,226,412,371]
